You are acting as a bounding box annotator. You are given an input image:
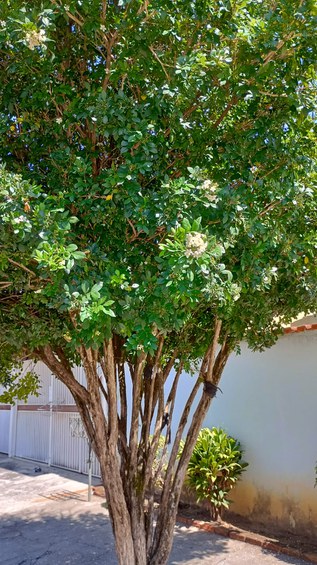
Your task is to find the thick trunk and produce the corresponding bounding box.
[99,456,136,565]
[98,448,148,565]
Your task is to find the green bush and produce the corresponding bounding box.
[186,427,248,520]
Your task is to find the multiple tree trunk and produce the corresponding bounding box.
[35,319,231,565]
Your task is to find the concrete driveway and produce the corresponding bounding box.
[0,454,310,565]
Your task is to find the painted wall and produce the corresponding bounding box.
[204,330,317,534]
[0,385,10,454]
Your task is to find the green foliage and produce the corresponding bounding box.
[0,0,316,396]
[186,427,248,520]
[0,369,39,405]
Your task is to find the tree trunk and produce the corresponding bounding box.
[100,459,136,565]
[37,326,231,565]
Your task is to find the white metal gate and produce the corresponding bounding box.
[0,406,10,454]
[13,362,100,476]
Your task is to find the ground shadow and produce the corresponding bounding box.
[0,455,310,564]
[0,509,116,565]
[0,506,310,565]
[1,510,231,565]
[170,526,229,563]
[170,524,309,564]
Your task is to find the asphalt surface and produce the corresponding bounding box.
[0,453,310,565]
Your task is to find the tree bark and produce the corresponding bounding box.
[36,326,232,565]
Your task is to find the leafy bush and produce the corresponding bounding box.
[186,427,248,520]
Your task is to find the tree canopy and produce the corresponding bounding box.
[0,1,316,563]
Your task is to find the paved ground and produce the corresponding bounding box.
[0,454,310,565]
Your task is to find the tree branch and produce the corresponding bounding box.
[129,351,146,473]
[149,46,170,81]
[103,339,119,449]
[212,95,238,129]
[7,257,37,278]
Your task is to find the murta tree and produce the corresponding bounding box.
[0,1,316,563]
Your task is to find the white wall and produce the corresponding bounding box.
[203,330,317,532]
[0,385,10,453]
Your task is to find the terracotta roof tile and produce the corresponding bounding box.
[284,323,317,334]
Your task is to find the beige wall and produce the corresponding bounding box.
[204,330,317,534]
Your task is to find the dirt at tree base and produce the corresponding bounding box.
[177,501,317,557]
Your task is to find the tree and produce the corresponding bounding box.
[0,1,316,563]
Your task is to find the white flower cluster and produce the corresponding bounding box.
[25,29,46,50]
[56,117,63,124]
[13,215,26,224]
[200,179,218,202]
[185,232,208,259]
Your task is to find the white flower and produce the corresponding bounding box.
[0,20,6,27]
[185,232,208,259]
[64,5,70,11]
[56,117,63,124]
[13,215,26,224]
[25,29,46,50]
[200,179,218,202]
[100,24,106,32]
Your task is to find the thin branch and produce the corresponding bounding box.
[143,366,165,493]
[212,95,238,129]
[149,46,170,81]
[103,339,119,449]
[129,351,147,473]
[262,32,295,67]
[97,357,109,403]
[102,32,118,90]
[142,335,165,452]
[258,201,281,218]
[101,0,107,23]
[205,318,222,383]
[150,348,178,423]
[257,160,287,183]
[137,0,149,15]
[51,0,84,28]
[152,361,184,486]
[117,361,127,439]
[160,370,202,497]
[152,339,232,560]
[7,258,37,277]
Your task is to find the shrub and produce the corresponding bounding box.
[186,427,248,520]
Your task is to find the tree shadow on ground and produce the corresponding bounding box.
[170,526,229,563]
[170,524,309,565]
[0,509,116,565]
[2,509,232,565]
[0,489,309,565]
